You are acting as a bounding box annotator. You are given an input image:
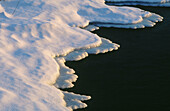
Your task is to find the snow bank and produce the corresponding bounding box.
[0,0,163,110]
[105,0,170,6]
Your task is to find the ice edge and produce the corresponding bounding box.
[54,37,120,110]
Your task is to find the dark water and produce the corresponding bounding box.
[66,7,170,111]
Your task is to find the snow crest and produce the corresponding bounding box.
[0,0,163,110]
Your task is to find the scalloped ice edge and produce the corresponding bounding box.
[54,38,120,110]
[55,11,163,109]
[63,91,91,110]
[53,3,163,110]
[86,12,163,30]
[105,0,170,7]
[55,38,120,89]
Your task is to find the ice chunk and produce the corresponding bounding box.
[54,58,78,89]
[92,12,163,29]
[63,91,91,110]
[86,38,120,54]
[64,51,89,61]
[83,25,99,31]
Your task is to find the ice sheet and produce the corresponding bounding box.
[105,0,170,6]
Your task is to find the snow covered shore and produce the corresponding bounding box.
[0,0,166,110]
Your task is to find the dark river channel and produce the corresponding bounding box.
[66,6,170,111]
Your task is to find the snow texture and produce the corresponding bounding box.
[0,0,164,110]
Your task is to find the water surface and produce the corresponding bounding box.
[66,6,170,111]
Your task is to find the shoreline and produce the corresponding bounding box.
[66,6,170,111]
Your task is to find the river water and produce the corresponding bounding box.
[66,6,170,111]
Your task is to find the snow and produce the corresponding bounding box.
[0,0,164,110]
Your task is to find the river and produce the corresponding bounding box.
[66,6,170,111]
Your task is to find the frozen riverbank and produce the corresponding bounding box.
[67,6,170,111]
[0,0,168,110]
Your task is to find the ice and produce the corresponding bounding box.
[63,51,89,61]
[86,38,120,54]
[83,25,99,31]
[105,0,170,2]
[105,0,170,7]
[54,37,119,90]
[56,38,120,62]
[54,58,78,89]
[0,0,164,110]
[93,13,163,29]
[63,91,91,110]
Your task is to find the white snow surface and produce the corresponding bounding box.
[0,0,163,110]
